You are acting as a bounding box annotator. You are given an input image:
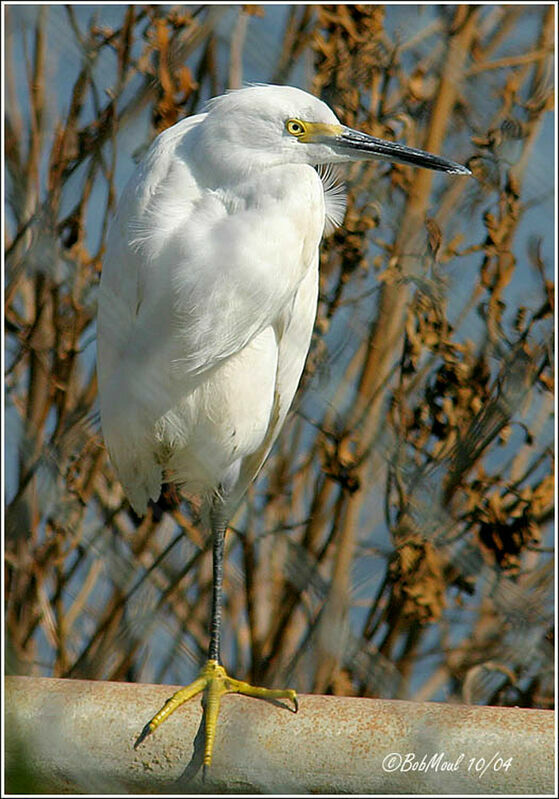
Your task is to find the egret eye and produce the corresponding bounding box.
[286,119,306,137]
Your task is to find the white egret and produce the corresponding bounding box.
[96,84,470,769]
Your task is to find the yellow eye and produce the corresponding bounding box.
[286,119,306,137]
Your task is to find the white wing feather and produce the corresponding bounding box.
[97,121,326,514]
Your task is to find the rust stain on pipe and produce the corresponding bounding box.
[5,675,554,794]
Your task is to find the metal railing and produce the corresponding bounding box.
[5,675,555,794]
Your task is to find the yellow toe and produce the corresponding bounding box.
[134,660,297,769]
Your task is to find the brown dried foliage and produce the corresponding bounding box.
[5,5,554,718]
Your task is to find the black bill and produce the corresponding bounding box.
[336,126,471,175]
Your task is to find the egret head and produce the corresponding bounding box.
[195,84,470,183]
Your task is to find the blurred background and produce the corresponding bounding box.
[5,2,555,727]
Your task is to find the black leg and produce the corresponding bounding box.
[208,499,228,664]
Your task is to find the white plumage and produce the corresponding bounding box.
[98,86,345,516]
[97,84,470,520]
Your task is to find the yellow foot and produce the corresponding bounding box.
[134,660,298,769]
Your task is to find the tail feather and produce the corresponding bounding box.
[114,449,162,516]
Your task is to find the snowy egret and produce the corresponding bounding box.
[96,84,470,769]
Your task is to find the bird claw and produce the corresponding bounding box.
[134,721,153,749]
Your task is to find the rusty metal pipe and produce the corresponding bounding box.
[5,675,554,794]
